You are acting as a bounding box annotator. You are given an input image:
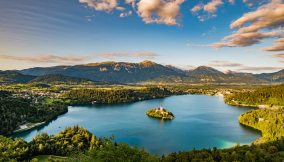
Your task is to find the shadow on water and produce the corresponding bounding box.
[146,116,173,125]
[81,97,167,109]
[239,123,262,136]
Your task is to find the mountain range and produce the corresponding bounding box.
[1,60,283,84]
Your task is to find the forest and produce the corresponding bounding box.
[62,87,174,105]
[0,91,67,135]
[1,126,283,162]
[239,109,284,142]
[224,84,284,143]
[225,84,284,107]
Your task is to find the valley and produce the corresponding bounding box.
[0,61,284,161]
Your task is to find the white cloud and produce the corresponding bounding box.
[79,0,184,25]
[96,51,159,59]
[0,54,89,64]
[191,0,224,21]
[79,0,121,11]
[191,3,203,13]
[212,0,284,50]
[120,11,133,17]
[204,0,223,13]
[137,0,185,25]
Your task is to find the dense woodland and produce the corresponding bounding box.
[0,91,67,135]
[62,87,174,105]
[225,84,284,107]
[225,84,284,143]
[239,109,284,142]
[0,126,284,162]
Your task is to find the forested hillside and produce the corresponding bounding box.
[239,109,284,142]
[1,126,284,161]
[0,71,36,84]
[0,91,67,135]
[225,84,284,107]
[62,87,174,105]
[225,84,284,143]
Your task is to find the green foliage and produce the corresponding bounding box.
[63,87,173,105]
[0,92,67,135]
[225,84,284,107]
[1,127,284,161]
[239,108,284,142]
[70,143,159,162]
[162,140,284,162]
[29,126,101,156]
[146,108,174,120]
[0,135,29,161]
[224,84,284,142]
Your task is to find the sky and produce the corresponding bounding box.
[0,0,283,73]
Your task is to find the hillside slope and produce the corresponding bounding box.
[0,71,36,84]
[18,61,284,84]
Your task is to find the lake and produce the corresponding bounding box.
[12,95,260,155]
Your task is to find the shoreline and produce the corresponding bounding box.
[10,93,268,148]
[13,122,46,133]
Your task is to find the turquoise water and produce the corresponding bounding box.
[12,95,260,155]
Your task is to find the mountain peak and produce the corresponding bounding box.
[191,66,223,75]
[139,60,157,67]
[84,61,116,67]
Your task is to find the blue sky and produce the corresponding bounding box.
[0,0,283,73]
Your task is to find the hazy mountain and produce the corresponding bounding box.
[0,71,36,84]
[13,61,284,84]
[20,61,186,83]
[257,69,284,82]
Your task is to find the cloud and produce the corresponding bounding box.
[79,0,184,25]
[79,0,121,12]
[231,0,284,32]
[210,42,232,48]
[191,0,224,13]
[209,60,243,67]
[0,54,89,64]
[125,0,136,8]
[204,0,223,13]
[242,0,268,7]
[191,0,223,21]
[96,51,159,59]
[120,11,133,17]
[191,3,203,13]
[263,38,284,51]
[212,0,284,50]
[273,53,284,58]
[237,66,283,72]
[272,53,284,63]
[137,0,185,25]
[220,31,277,47]
[208,60,284,72]
[228,0,235,5]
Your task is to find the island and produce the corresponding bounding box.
[146,106,175,120]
